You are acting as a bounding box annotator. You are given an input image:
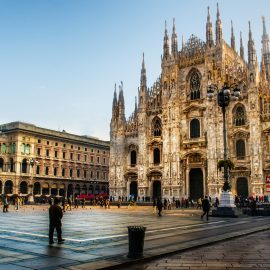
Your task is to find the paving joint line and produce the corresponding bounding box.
[98,225,270,270]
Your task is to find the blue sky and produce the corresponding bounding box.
[0,0,269,140]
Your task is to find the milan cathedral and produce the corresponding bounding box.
[109,5,270,201]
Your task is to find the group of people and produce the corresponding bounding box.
[1,195,26,212]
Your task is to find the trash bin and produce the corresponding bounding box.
[127,226,146,258]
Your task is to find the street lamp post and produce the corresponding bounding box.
[207,82,241,217]
[28,158,35,203]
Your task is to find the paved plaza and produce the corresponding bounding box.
[0,205,269,270]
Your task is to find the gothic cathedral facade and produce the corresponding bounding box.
[109,5,270,201]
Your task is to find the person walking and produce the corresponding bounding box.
[157,197,163,217]
[67,197,72,211]
[81,198,86,208]
[201,196,210,221]
[48,198,64,245]
[62,197,66,212]
[2,195,9,213]
[152,198,157,214]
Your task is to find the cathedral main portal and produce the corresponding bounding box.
[130,181,138,200]
[189,168,203,200]
[153,180,161,199]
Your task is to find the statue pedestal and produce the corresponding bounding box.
[212,191,238,217]
[28,194,34,203]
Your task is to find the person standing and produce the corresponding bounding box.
[62,197,66,212]
[152,198,157,214]
[74,197,79,209]
[201,196,210,221]
[49,198,64,245]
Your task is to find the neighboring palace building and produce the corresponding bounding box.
[0,121,110,198]
[109,5,270,200]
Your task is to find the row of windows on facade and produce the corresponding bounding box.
[0,142,108,157]
[36,148,107,164]
[151,108,246,139]
[0,158,107,179]
[129,139,247,166]
[36,139,107,154]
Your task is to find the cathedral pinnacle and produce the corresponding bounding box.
[248,21,258,68]
[163,20,170,59]
[215,3,223,45]
[231,20,235,50]
[140,53,147,88]
[261,16,270,80]
[171,18,178,57]
[240,31,245,59]
[206,6,214,48]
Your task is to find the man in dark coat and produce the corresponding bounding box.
[201,196,210,221]
[49,198,64,245]
[157,197,163,217]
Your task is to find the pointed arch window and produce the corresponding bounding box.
[235,106,246,126]
[190,119,200,138]
[236,139,245,159]
[190,72,200,100]
[152,117,162,137]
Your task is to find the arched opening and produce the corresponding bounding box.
[4,180,13,194]
[22,159,28,173]
[190,119,200,138]
[95,185,100,195]
[152,117,162,137]
[33,182,41,195]
[101,185,106,193]
[0,158,4,172]
[75,184,80,196]
[89,185,94,194]
[20,181,28,194]
[189,168,203,201]
[235,106,246,126]
[42,183,49,195]
[51,184,57,196]
[130,150,137,166]
[153,180,161,199]
[236,177,249,198]
[59,184,65,197]
[130,181,138,201]
[67,184,73,197]
[82,184,87,195]
[153,148,160,164]
[236,139,245,159]
[0,180,2,194]
[190,71,201,100]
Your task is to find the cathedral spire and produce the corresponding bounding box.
[112,83,118,118]
[261,16,270,80]
[240,31,245,59]
[171,18,178,57]
[206,6,214,48]
[163,20,170,60]
[215,3,223,45]
[261,49,267,81]
[118,81,126,123]
[248,21,258,68]
[231,20,235,50]
[140,53,147,88]
[135,96,138,114]
[182,35,184,50]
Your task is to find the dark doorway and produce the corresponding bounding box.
[130,181,138,201]
[20,181,28,194]
[236,178,249,198]
[189,168,203,201]
[4,180,13,194]
[153,180,161,199]
[33,182,41,195]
